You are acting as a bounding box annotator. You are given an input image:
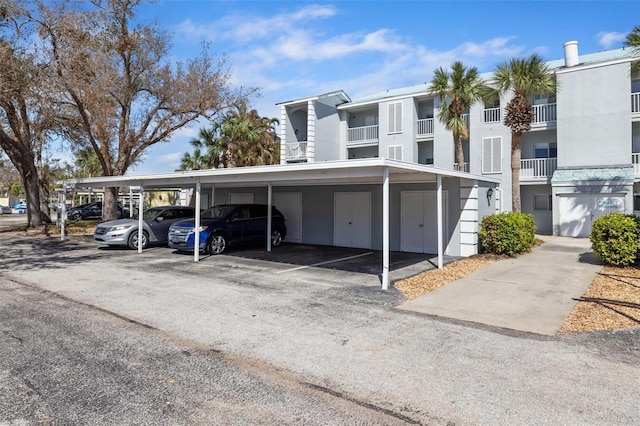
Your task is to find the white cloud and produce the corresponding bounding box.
[153,152,183,165]
[596,31,627,49]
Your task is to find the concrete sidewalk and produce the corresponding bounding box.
[398,237,603,335]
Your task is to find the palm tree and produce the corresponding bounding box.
[493,54,556,212]
[178,103,279,170]
[625,25,640,76]
[430,61,489,172]
[213,102,279,167]
[177,128,217,171]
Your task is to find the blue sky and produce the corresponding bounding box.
[120,0,640,174]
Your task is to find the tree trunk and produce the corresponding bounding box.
[22,165,44,227]
[511,132,522,213]
[0,131,45,227]
[455,134,465,172]
[103,187,120,221]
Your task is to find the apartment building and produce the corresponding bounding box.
[278,42,640,238]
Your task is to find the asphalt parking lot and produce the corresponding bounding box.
[2,234,640,425]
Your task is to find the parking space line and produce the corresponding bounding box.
[276,252,374,274]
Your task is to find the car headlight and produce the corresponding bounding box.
[109,225,133,232]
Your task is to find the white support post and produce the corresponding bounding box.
[129,187,134,217]
[382,167,390,290]
[138,186,144,254]
[60,188,67,242]
[437,174,443,269]
[210,186,215,208]
[194,180,201,262]
[267,183,272,252]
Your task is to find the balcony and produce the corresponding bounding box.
[532,103,557,124]
[520,157,557,180]
[347,125,379,146]
[453,162,470,172]
[632,92,640,118]
[483,107,501,123]
[285,141,307,161]
[417,118,434,137]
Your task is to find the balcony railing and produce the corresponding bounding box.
[453,162,470,172]
[483,107,501,123]
[347,125,379,144]
[532,103,557,124]
[285,141,307,160]
[632,92,640,114]
[633,153,640,175]
[417,118,434,136]
[520,157,557,179]
[461,113,469,126]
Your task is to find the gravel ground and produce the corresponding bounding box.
[394,253,640,335]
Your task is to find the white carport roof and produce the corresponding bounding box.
[59,158,500,189]
[58,158,500,291]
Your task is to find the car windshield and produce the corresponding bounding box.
[142,208,162,220]
[201,206,235,220]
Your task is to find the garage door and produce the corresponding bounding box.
[558,194,625,237]
[401,191,448,253]
[334,192,371,249]
[273,192,302,243]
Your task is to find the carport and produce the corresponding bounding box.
[59,158,500,290]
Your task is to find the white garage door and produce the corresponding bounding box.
[401,191,448,253]
[273,192,302,243]
[558,194,625,237]
[334,192,371,249]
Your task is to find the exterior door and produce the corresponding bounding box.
[401,191,447,253]
[334,192,371,249]
[559,194,625,237]
[273,192,302,243]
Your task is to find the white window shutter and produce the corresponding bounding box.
[491,138,501,173]
[388,102,402,134]
[387,145,403,161]
[482,139,492,174]
[482,137,502,174]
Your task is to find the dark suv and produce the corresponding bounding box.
[67,202,129,221]
[168,204,287,254]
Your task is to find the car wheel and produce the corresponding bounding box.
[127,230,148,250]
[207,233,227,255]
[271,229,283,247]
[71,212,82,221]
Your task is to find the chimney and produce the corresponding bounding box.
[563,41,579,67]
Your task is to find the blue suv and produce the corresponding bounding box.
[168,204,287,254]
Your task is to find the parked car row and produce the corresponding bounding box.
[93,204,287,255]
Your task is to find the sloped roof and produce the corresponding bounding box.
[328,46,639,107]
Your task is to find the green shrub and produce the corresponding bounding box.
[479,212,536,257]
[589,213,640,266]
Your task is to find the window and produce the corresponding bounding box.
[388,102,402,134]
[534,194,552,211]
[387,145,403,161]
[534,143,557,159]
[482,137,502,174]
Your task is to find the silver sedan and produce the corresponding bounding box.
[93,206,195,249]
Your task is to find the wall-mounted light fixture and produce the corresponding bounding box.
[486,188,494,206]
